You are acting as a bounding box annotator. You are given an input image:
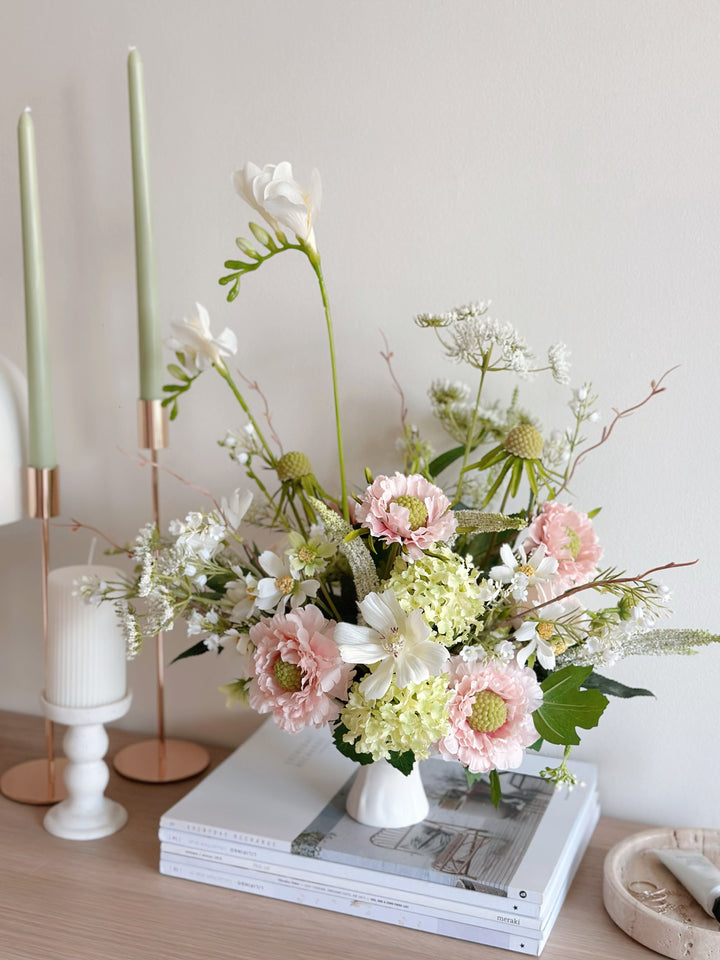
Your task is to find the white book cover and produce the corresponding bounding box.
[158,856,546,956]
[160,719,598,908]
[160,800,600,958]
[158,793,600,930]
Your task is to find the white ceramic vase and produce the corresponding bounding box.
[345,759,429,828]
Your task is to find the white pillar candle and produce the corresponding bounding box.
[46,565,126,709]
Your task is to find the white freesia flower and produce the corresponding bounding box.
[334,590,450,700]
[233,161,321,252]
[167,302,238,374]
[255,550,319,613]
[217,488,253,532]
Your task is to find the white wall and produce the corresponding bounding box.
[1,0,718,827]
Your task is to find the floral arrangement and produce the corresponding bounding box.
[85,160,718,797]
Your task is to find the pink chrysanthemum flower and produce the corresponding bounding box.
[437,657,543,774]
[523,501,602,586]
[356,473,457,560]
[248,606,352,733]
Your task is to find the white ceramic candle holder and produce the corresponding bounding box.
[41,693,132,840]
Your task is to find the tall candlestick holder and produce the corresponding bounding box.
[42,693,132,839]
[0,466,68,804]
[112,399,209,783]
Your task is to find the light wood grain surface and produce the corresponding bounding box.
[0,710,661,960]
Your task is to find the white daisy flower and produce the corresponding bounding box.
[255,550,319,613]
[490,542,558,601]
[512,618,557,670]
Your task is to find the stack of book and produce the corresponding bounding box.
[159,720,600,956]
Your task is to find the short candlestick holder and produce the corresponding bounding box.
[41,693,132,840]
[112,400,209,784]
[1,466,67,805]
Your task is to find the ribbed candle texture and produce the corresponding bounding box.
[46,565,126,708]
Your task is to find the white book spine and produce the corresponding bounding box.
[156,823,545,918]
[159,855,544,956]
[159,841,545,935]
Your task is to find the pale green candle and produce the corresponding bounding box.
[128,47,162,400]
[18,108,56,469]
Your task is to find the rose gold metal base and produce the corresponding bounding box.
[0,757,68,805]
[112,738,209,783]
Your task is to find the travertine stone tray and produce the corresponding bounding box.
[603,827,720,960]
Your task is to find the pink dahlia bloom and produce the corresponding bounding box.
[437,657,543,774]
[356,473,457,560]
[248,606,352,733]
[523,501,602,586]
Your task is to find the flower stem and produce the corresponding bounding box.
[305,248,349,521]
[455,352,491,502]
[216,364,277,466]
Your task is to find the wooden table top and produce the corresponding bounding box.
[0,709,662,960]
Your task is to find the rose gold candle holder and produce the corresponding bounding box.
[0,466,68,805]
[112,400,209,783]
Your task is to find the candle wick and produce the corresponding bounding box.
[88,537,97,566]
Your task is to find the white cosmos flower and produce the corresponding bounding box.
[255,550,319,613]
[334,590,450,700]
[490,542,558,601]
[233,161,321,252]
[512,619,557,670]
[224,572,259,623]
[167,302,238,374]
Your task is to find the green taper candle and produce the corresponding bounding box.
[18,108,56,469]
[128,47,162,400]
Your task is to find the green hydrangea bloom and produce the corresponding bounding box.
[339,676,452,762]
[384,546,487,647]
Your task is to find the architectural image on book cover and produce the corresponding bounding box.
[292,758,555,897]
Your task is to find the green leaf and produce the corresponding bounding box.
[489,769,502,808]
[428,443,476,479]
[387,749,416,776]
[582,671,654,699]
[509,456,524,497]
[465,769,484,789]
[476,444,510,471]
[533,665,609,745]
[479,457,514,508]
[171,639,214,663]
[331,723,374,765]
[587,507,602,519]
[524,457,539,499]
